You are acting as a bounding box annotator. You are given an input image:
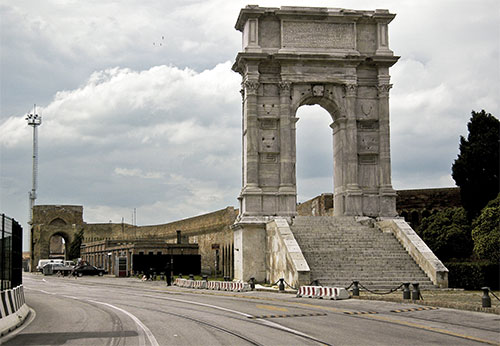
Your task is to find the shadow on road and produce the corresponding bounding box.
[4,330,138,345]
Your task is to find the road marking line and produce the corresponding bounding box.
[248,312,327,319]
[391,307,439,313]
[137,293,326,344]
[291,301,499,345]
[89,300,159,346]
[26,288,159,346]
[256,304,288,312]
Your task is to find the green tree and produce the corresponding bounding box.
[67,229,84,260]
[472,194,500,262]
[452,110,499,220]
[417,207,472,261]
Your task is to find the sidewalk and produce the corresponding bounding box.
[352,289,500,314]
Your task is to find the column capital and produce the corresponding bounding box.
[243,80,260,96]
[377,84,393,97]
[278,81,292,95]
[343,83,358,98]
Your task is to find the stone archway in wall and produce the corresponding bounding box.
[31,205,84,270]
[231,5,399,281]
[48,232,68,259]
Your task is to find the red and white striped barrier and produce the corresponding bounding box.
[296,285,350,300]
[174,278,250,292]
[296,285,316,298]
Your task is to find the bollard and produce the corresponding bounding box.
[189,274,194,280]
[249,277,255,291]
[202,275,208,281]
[481,287,491,308]
[224,276,230,282]
[311,279,320,286]
[352,281,359,296]
[403,283,411,300]
[178,273,183,278]
[279,278,285,291]
[411,283,420,300]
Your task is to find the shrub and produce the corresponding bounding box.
[446,261,499,290]
[417,207,472,261]
[472,194,500,262]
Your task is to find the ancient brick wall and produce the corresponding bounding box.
[297,194,334,216]
[297,187,461,228]
[32,205,238,275]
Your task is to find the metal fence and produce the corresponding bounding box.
[1,214,22,290]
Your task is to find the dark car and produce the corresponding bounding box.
[72,264,106,277]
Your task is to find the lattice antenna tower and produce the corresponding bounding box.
[26,104,42,223]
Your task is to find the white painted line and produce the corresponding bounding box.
[27,288,159,346]
[88,300,159,346]
[137,293,321,342]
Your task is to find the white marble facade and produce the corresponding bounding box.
[232,6,399,281]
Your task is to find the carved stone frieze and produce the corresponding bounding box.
[259,129,279,152]
[312,84,325,97]
[358,132,379,153]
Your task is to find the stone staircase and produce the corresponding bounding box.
[290,216,436,290]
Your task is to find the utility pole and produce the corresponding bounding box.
[26,104,42,224]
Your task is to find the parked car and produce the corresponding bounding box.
[64,260,76,267]
[42,263,73,276]
[36,259,63,272]
[72,264,106,277]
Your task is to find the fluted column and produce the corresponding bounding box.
[377,83,393,189]
[343,83,362,215]
[278,81,293,190]
[344,83,360,190]
[377,82,397,216]
[242,79,260,190]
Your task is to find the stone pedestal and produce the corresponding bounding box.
[232,219,267,282]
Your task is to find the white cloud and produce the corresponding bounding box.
[114,168,164,180]
[0,0,498,251]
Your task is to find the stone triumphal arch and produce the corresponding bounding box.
[232,6,399,281]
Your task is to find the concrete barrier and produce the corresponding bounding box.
[296,285,315,298]
[174,278,250,292]
[296,285,350,300]
[0,285,30,337]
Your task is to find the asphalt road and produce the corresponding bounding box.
[3,273,499,345]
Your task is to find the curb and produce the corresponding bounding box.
[0,304,31,337]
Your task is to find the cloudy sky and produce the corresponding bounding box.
[1,0,498,250]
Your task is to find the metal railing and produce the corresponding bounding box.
[1,214,23,290]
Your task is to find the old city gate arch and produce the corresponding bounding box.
[232,6,399,281]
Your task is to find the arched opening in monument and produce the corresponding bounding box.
[295,104,334,212]
[49,233,67,260]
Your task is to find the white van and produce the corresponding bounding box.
[64,260,76,267]
[36,259,63,272]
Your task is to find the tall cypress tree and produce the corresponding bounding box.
[452,110,499,220]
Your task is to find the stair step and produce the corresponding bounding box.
[290,216,435,290]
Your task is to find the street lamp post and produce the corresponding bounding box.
[26,104,42,224]
[26,104,41,272]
